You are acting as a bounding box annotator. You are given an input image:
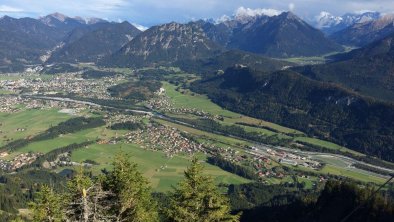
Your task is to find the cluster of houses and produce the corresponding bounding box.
[43,152,92,169]
[0,73,124,100]
[0,96,26,112]
[123,124,204,156]
[0,152,42,171]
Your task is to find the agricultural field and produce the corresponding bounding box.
[71,143,250,192]
[319,165,386,184]
[162,81,238,118]
[294,137,364,156]
[3,120,127,160]
[0,109,71,147]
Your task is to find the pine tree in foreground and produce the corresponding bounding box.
[166,157,240,222]
[29,152,159,222]
[65,168,114,221]
[104,153,159,222]
[29,184,65,222]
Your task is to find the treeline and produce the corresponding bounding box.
[191,66,394,161]
[41,63,82,74]
[236,122,303,137]
[227,182,312,211]
[172,117,292,146]
[108,79,161,101]
[0,170,66,217]
[230,181,394,222]
[82,70,116,79]
[19,141,95,170]
[207,156,259,180]
[0,117,105,152]
[64,95,148,110]
[109,121,144,131]
[353,163,393,176]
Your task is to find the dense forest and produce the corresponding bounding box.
[191,66,394,161]
[108,80,161,101]
[109,121,144,131]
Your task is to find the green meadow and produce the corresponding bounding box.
[71,143,250,192]
[0,109,71,147]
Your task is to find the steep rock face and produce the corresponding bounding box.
[199,12,343,57]
[47,22,141,63]
[330,14,394,46]
[102,22,223,67]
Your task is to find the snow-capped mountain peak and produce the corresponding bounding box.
[314,11,381,34]
[315,11,342,28]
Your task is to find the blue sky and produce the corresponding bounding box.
[1,0,393,27]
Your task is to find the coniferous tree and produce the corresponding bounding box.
[64,167,115,222]
[166,157,240,222]
[29,185,64,222]
[104,153,159,222]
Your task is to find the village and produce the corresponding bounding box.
[0,152,42,171]
[123,124,205,156]
[0,72,124,100]
[0,71,327,184]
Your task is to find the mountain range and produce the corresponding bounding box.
[204,12,343,57]
[47,21,141,63]
[294,32,394,101]
[101,11,343,68]
[1,10,394,165]
[330,14,394,47]
[100,22,223,67]
[0,11,348,71]
[314,11,381,34]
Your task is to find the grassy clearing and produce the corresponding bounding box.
[225,115,302,135]
[71,143,250,192]
[0,109,71,147]
[6,126,124,158]
[162,82,238,118]
[319,165,386,184]
[295,137,364,156]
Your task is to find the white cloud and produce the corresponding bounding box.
[215,14,231,23]
[354,9,376,14]
[235,6,282,18]
[132,22,148,31]
[288,3,295,12]
[0,5,24,13]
